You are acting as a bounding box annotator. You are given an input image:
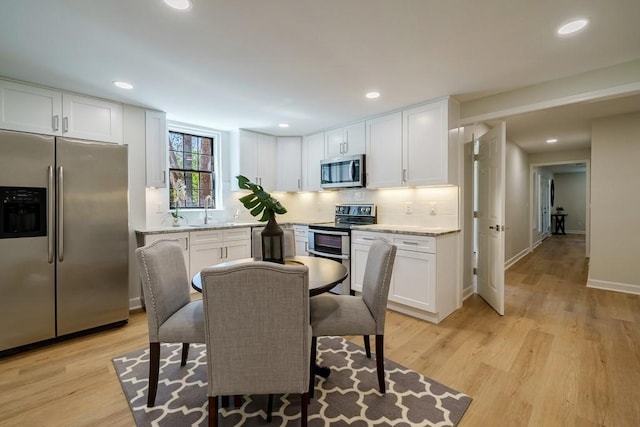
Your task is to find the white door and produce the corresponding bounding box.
[541,177,551,234]
[476,122,506,315]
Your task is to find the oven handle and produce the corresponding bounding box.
[308,229,349,237]
[308,249,350,260]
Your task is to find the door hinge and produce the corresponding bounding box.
[473,211,478,218]
[473,267,477,275]
[473,154,479,161]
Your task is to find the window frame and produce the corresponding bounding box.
[167,121,222,211]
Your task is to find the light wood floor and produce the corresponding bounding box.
[1,234,639,426]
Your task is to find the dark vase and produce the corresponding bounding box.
[261,210,284,264]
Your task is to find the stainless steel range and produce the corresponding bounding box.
[308,204,377,294]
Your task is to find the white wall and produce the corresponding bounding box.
[553,172,586,233]
[505,140,530,267]
[589,112,640,293]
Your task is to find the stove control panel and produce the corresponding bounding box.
[335,204,376,217]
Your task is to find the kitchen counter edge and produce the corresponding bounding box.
[351,225,460,237]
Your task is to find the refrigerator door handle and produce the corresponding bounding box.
[47,165,55,263]
[57,166,64,262]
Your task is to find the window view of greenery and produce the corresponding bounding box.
[168,131,215,209]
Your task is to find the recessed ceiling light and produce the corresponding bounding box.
[365,91,381,99]
[557,19,589,35]
[278,123,289,128]
[546,138,558,144]
[113,81,133,90]
[163,0,192,11]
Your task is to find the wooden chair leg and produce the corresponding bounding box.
[233,395,242,407]
[266,394,274,422]
[363,335,371,358]
[147,342,160,407]
[208,396,218,427]
[181,343,189,366]
[375,334,385,394]
[309,336,317,398]
[301,392,309,427]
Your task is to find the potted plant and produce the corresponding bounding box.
[170,177,187,226]
[555,206,565,214]
[236,175,287,263]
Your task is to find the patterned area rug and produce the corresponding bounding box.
[113,337,472,426]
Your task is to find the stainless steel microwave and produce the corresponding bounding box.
[320,154,365,189]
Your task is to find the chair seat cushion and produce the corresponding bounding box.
[310,294,376,336]
[157,300,205,343]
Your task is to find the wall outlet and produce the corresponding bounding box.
[429,202,438,215]
[405,202,412,214]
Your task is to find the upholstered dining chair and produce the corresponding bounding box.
[201,261,311,427]
[135,239,205,407]
[252,227,296,258]
[309,238,396,396]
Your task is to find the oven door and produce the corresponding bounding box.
[308,229,351,294]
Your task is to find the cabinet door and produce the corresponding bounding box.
[324,127,345,158]
[145,110,167,188]
[325,122,366,158]
[238,130,259,182]
[366,112,402,188]
[190,243,224,279]
[62,94,123,143]
[390,250,436,313]
[0,80,62,135]
[302,132,324,191]
[350,243,371,293]
[223,227,251,261]
[343,122,365,155]
[402,100,447,186]
[256,133,277,190]
[276,136,302,191]
[293,225,309,255]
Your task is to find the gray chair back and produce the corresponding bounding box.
[252,227,296,258]
[201,261,311,396]
[135,239,191,342]
[361,239,397,335]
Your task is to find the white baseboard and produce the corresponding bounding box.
[587,278,640,295]
[129,297,143,311]
[505,248,530,270]
[566,230,586,235]
[462,285,475,301]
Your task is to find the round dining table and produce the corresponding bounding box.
[191,255,348,296]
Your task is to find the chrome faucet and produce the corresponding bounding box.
[204,195,213,224]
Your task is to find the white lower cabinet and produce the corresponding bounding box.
[141,228,251,293]
[293,225,309,255]
[189,228,251,278]
[351,230,459,324]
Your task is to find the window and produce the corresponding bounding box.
[168,127,219,209]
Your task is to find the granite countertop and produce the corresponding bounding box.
[135,222,261,235]
[351,224,460,237]
[135,220,325,235]
[136,221,459,237]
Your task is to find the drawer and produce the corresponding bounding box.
[392,235,435,253]
[351,231,381,245]
[223,227,251,241]
[190,230,224,245]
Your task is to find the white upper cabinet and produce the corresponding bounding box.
[402,97,460,186]
[365,112,403,188]
[0,80,62,135]
[62,94,122,143]
[145,110,167,188]
[276,136,302,191]
[0,79,123,143]
[301,132,324,191]
[324,121,365,158]
[231,129,277,191]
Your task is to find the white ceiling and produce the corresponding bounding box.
[1,0,639,153]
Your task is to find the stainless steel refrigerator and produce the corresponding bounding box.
[0,129,129,353]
